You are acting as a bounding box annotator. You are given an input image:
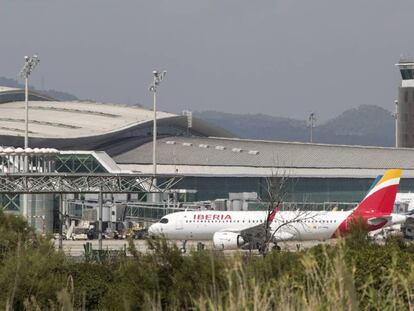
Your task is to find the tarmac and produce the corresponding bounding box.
[54,239,331,257]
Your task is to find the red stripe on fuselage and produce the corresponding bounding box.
[331,184,398,238]
[268,208,279,223]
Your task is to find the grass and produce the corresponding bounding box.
[1,211,414,310]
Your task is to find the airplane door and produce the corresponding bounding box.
[176,216,184,230]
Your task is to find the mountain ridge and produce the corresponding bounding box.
[0,76,395,147]
[195,105,395,147]
[0,77,78,101]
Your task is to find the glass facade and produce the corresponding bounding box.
[55,154,107,173]
[0,194,20,212]
[126,204,185,220]
[173,176,414,205]
[400,69,414,80]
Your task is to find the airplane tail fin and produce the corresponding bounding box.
[354,169,402,215]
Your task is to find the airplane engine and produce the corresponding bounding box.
[213,232,245,250]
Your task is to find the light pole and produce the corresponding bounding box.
[20,55,40,149]
[182,110,193,136]
[308,112,316,143]
[393,100,398,148]
[149,70,166,189]
[19,55,39,220]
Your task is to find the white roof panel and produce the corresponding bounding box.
[0,101,175,138]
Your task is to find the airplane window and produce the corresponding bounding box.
[160,218,169,224]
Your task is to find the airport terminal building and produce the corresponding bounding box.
[1,82,414,229]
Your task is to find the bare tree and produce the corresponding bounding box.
[259,168,320,255]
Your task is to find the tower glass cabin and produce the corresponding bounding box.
[396,59,414,147]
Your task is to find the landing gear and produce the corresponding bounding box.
[272,244,281,252]
[197,242,205,251]
[180,240,188,253]
[257,243,268,255]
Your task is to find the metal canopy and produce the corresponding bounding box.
[0,173,181,193]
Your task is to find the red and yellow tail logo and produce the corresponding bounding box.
[333,169,402,237]
[355,169,401,216]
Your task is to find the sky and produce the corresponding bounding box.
[1,0,414,121]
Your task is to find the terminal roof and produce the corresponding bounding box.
[114,136,414,171]
[0,100,174,138]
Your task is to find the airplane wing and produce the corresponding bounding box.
[218,224,269,248]
[214,207,284,250]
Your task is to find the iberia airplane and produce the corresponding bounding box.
[148,169,406,250]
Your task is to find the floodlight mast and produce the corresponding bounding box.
[149,70,166,187]
[308,112,316,143]
[394,100,398,148]
[19,55,39,221]
[19,55,40,149]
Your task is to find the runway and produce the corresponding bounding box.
[54,239,329,257]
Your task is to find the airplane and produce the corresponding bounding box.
[148,169,406,251]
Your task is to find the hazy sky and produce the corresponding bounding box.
[1,1,414,120]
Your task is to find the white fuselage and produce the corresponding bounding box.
[150,210,350,241]
[149,210,408,242]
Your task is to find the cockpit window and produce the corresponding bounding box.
[160,218,169,224]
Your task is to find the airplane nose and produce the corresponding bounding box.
[148,223,160,236]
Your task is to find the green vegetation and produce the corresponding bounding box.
[1,211,414,310]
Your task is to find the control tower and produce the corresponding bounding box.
[396,58,414,147]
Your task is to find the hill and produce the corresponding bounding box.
[195,105,395,147]
[0,77,78,101]
[0,76,395,146]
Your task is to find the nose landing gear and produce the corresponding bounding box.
[180,240,187,253]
